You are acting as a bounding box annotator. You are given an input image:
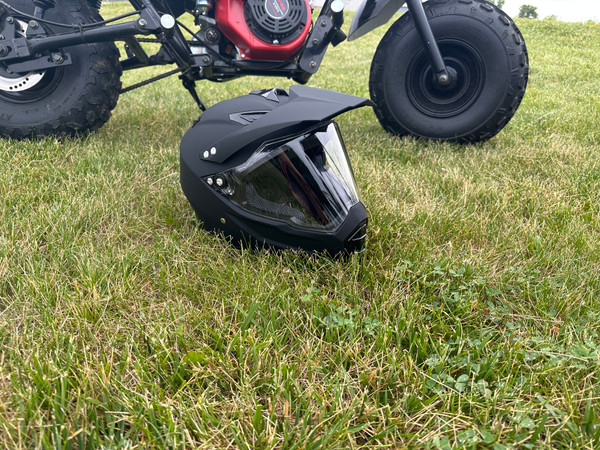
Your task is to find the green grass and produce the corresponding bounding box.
[1,3,600,447]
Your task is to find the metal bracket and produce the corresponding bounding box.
[6,52,72,72]
[298,16,334,74]
[124,37,149,65]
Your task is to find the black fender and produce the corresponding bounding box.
[347,0,407,41]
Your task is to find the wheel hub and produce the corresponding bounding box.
[432,66,458,92]
[0,69,45,92]
[0,20,46,93]
[407,40,485,119]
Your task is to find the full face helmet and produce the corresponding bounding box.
[180,85,373,255]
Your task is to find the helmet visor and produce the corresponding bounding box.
[208,122,360,230]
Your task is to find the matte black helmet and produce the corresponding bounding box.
[180,86,372,255]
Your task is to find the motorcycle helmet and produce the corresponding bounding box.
[180,85,373,255]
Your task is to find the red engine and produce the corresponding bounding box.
[215,0,312,61]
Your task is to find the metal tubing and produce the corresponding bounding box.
[27,20,145,55]
[405,0,448,81]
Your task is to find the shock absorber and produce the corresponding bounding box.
[33,0,56,19]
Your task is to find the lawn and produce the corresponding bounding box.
[1,2,600,448]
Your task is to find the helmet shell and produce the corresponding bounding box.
[180,86,372,254]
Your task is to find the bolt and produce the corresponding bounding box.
[210,147,216,155]
[52,53,64,63]
[138,18,147,28]
[312,38,319,45]
[205,28,218,42]
[220,218,226,224]
[160,14,175,29]
[6,68,12,74]
[202,56,210,64]
[321,19,327,26]
[0,45,8,57]
[438,73,450,85]
[331,0,344,13]
[29,20,39,29]
[216,178,224,187]
[6,17,14,25]
[309,61,317,68]
[203,150,209,158]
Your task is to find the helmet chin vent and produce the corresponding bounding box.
[344,220,368,253]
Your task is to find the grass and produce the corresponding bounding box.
[1,2,600,447]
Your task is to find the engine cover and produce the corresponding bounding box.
[215,0,312,60]
[245,0,308,44]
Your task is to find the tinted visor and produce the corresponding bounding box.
[207,122,360,230]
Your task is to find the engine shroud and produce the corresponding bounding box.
[215,0,312,60]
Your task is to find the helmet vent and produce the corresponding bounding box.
[229,111,269,125]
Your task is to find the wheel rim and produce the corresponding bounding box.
[406,39,485,118]
[0,19,64,103]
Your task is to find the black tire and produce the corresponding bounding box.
[0,0,122,139]
[369,0,529,143]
